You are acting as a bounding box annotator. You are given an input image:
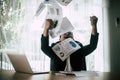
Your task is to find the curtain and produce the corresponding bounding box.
[0,0,103,71]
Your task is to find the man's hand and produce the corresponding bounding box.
[45,19,54,30]
[42,19,53,37]
[90,16,98,26]
[90,16,98,35]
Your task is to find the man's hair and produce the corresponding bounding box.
[65,31,73,38]
[60,31,73,38]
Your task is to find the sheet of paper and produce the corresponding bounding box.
[49,17,74,38]
[73,71,99,77]
[35,3,46,17]
[52,38,80,61]
[59,71,99,77]
[46,4,63,20]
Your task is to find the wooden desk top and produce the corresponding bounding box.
[0,70,120,80]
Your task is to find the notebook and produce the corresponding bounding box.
[7,53,49,74]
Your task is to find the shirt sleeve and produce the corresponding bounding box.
[73,33,99,57]
[41,34,57,59]
[81,33,99,56]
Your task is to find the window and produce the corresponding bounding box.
[0,0,103,71]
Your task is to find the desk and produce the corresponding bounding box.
[0,70,120,80]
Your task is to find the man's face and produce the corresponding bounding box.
[59,32,73,41]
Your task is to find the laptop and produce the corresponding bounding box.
[7,53,49,74]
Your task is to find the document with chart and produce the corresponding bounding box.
[52,38,81,61]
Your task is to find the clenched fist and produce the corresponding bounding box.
[90,16,98,26]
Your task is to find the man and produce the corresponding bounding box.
[41,16,99,71]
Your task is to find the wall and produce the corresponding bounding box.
[108,0,120,72]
